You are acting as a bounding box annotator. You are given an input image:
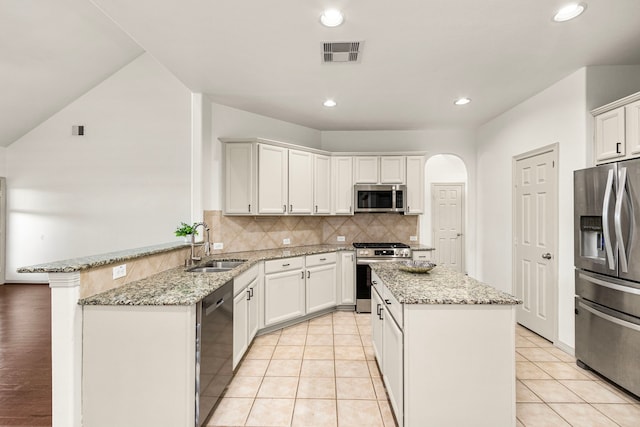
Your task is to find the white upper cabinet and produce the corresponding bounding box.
[405,155,424,215]
[593,91,640,164]
[288,149,314,214]
[595,107,625,162]
[354,156,379,183]
[224,142,256,215]
[355,156,406,184]
[258,144,288,214]
[332,156,353,215]
[313,154,331,214]
[380,156,406,184]
[626,99,640,158]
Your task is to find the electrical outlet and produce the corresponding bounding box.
[337,236,346,242]
[410,235,418,241]
[112,264,126,279]
[283,238,291,245]
[213,242,223,250]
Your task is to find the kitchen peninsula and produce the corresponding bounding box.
[20,243,519,427]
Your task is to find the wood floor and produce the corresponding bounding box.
[0,284,52,426]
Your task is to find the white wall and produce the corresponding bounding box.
[206,103,322,211]
[423,154,468,270]
[321,129,478,276]
[6,54,192,282]
[476,68,587,349]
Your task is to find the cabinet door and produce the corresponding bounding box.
[339,252,355,305]
[380,156,406,184]
[306,263,337,314]
[383,314,404,427]
[224,143,255,214]
[333,156,354,215]
[626,100,640,158]
[313,154,331,214]
[247,279,259,343]
[233,290,249,369]
[595,107,625,162]
[258,144,288,214]
[264,269,305,326]
[371,287,384,364]
[354,156,379,184]
[405,156,424,214]
[289,149,314,214]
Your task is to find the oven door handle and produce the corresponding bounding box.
[357,259,410,265]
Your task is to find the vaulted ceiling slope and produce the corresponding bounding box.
[3,1,640,147]
[0,0,143,147]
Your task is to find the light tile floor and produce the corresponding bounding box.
[208,312,640,426]
[515,323,640,427]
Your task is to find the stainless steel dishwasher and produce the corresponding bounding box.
[196,280,233,427]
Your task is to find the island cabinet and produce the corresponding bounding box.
[370,266,518,427]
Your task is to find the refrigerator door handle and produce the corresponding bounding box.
[615,167,629,273]
[578,300,640,333]
[603,169,616,270]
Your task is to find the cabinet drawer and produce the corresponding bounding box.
[234,264,259,296]
[264,256,304,274]
[382,284,403,328]
[412,250,432,261]
[306,252,336,267]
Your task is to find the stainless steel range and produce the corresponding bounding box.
[354,242,412,312]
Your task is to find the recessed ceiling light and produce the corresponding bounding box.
[454,97,471,106]
[553,3,586,22]
[320,9,344,27]
[323,99,337,107]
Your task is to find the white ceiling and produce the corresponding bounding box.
[3,0,640,146]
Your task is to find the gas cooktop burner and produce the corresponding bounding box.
[352,242,410,249]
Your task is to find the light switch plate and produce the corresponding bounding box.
[283,238,291,245]
[213,242,223,250]
[113,264,126,279]
[337,236,346,242]
[410,236,418,241]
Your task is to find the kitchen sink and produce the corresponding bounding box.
[186,259,246,273]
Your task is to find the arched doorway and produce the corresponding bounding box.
[421,154,468,273]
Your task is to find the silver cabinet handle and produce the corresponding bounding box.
[301,271,304,279]
[282,263,290,267]
[246,289,251,301]
[384,299,391,305]
[307,271,310,279]
[615,166,629,273]
[290,204,293,212]
[616,142,622,154]
[602,169,615,270]
[248,204,251,212]
[315,205,318,213]
[542,253,552,260]
[283,204,286,213]
[249,287,254,298]
[372,280,377,285]
[456,233,463,237]
[407,206,410,213]
[320,258,326,261]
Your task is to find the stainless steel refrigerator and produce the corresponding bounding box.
[574,158,640,397]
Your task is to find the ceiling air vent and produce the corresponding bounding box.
[323,41,362,63]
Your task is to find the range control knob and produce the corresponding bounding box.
[401,249,411,257]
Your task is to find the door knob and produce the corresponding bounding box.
[542,253,552,260]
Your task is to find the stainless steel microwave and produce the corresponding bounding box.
[354,184,406,213]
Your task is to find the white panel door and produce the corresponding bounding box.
[288,149,314,214]
[354,156,379,183]
[405,156,424,214]
[306,263,337,313]
[339,252,355,304]
[371,287,384,363]
[233,290,249,369]
[224,142,255,214]
[432,183,464,273]
[313,154,331,214]
[258,144,288,214]
[514,148,557,341]
[247,279,259,343]
[264,269,305,326]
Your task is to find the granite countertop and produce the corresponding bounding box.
[78,244,353,306]
[410,245,435,251]
[370,262,520,305]
[17,242,190,273]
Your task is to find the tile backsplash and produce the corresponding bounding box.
[204,210,419,253]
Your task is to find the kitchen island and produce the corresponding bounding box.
[369,262,520,427]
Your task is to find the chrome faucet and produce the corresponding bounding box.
[189,222,211,263]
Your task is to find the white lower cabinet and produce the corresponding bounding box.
[412,250,432,261]
[382,308,403,427]
[371,286,384,364]
[306,263,337,313]
[338,251,355,305]
[233,266,260,369]
[264,258,306,326]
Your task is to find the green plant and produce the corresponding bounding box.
[174,222,199,237]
